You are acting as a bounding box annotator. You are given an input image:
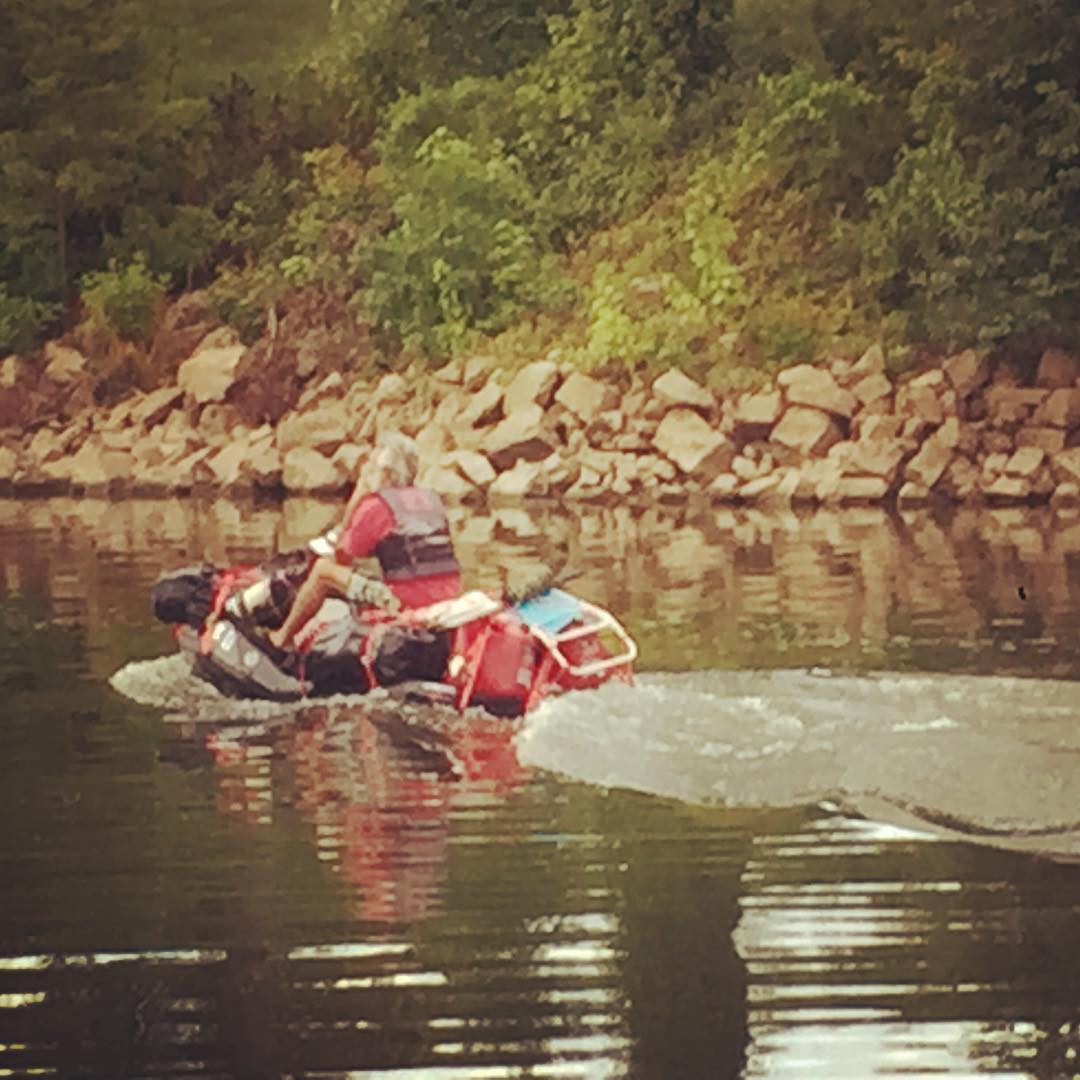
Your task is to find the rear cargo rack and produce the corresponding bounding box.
[529,599,638,677]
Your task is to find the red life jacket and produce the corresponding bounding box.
[374,487,461,582]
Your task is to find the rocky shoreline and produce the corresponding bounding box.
[4,304,1080,509]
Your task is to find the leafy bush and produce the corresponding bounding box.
[583,261,712,371]
[209,145,386,339]
[365,127,552,355]
[78,256,168,344]
[0,286,59,354]
[678,67,883,365]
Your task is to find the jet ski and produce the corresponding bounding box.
[151,534,637,716]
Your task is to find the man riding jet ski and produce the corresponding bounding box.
[152,434,637,715]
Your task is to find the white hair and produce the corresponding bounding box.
[371,431,418,487]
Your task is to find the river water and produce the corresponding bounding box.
[1,495,1079,1079]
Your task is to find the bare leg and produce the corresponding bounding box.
[269,557,353,648]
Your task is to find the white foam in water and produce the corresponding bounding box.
[517,670,1080,859]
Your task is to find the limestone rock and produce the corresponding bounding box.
[731,390,782,436]
[904,433,954,489]
[132,386,184,431]
[247,438,283,489]
[851,372,892,406]
[489,459,546,498]
[451,449,497,488]
[709,473,738,499]
[276,402,349,455]
[433,359,463,384]
[332,442,365,480]
[829,475,889,503]
[1036,347,1080,389]
[1004,446,1045,478]
[26,426,66,467]
[1051,448,1080,484]
[372,372,409,405]
[984,474,1030,501]
[463,356,494,392]
[737,474,780,501]
[177,341,246,404]
[652,369,714,412]
[282,447,341,493]
[1015,426,1066,453]
[0,445,16,484]
[486,404,557,472]
[940,456,981,501]
[985,386,1049,427]
[420,465,476,501]
[554,372,616,424]
[459,379,504,428]
[652,409,731,474]
[898,381,944,427]
[771,406,843,458]
[850,344,886,378]
[845,439,905,483]
[503,361,561,413]
[1050,481,1080,507]
[942,349,990,400]
[196,442,253,489]
[297,372,345,411]
[42,343,88,386]
[897,480,930,507]
[1032,387,1080,428]
[778,364,857,419]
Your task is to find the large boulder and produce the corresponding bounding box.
[942,348,991,401]
[276,401,349,455]
[458,379,504,428]
[451,449,496,488]
[1032,388,1080,428]
[42,342,88,386]
[652,409,732,474]
[1036,347,1080,389]
[1003,446,1045,478]
[503,360,561,412]
[903,432,954,489]
[485,404,557,472]
[489,458,547,498]
[146,291,219,376]
[845,438,906,483]
[771,406,843,457]
[281,447,341,493]
[177,336,246,405]
[984,386,1049,428]
[419,465,476,501]
[554,371,616,424]
[651,369,714,413]
[131,386,184,432]
[730,390,782,440]
[851,372,892,406]
[778,364,857,419]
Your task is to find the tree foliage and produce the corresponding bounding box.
[1,0,1079,367]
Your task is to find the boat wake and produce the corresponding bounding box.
[517,669,1080,860]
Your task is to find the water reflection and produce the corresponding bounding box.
[198,703,527,924]
[4,497,1080,1078]
[6,495,1080,677]
[737,814,1080,1079]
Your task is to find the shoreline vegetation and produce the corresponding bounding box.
[3,1,1080,506]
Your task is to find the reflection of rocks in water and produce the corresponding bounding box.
[12,496,1080,675]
